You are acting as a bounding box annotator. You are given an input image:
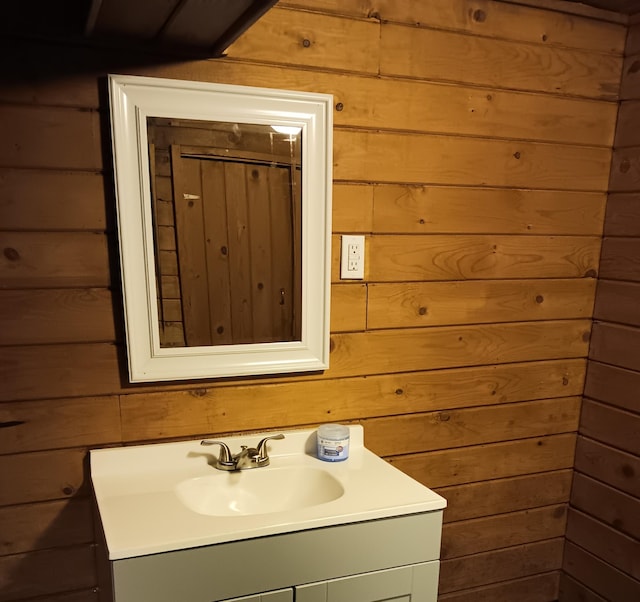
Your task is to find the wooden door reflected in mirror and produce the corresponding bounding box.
[148,118,302,348]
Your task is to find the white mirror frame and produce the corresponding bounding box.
[108,74,333,382]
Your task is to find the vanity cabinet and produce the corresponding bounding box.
[109,512,443,602]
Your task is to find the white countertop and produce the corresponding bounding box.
[91,426,447,560]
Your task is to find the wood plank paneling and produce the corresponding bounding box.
[119,359,584,441]
[439,571,561,602]
[563,542,640,602]
[437,470,572,523]
[604,193,640,236]
[0,232,110,289]
[0,499,93,555]
[389,434,577,489]
[589,321,640,371]
[334,130,611,190]
[571,473,640,541]
[280,0,625,53]
[584,360,640,413]
[565,509,640,580]
[379,23,621,99]
[579,399,640,455]
[0,289,117,345]
[371,186,606,235]
[594,279,640,326]
[441,505,567,558]
[559,573,607,602]
[0,545,96,601]
[0,169,108,231]
[334,235,600,282]
[439,539,563,593]
[368,279,595,329]
[574,436,640,498]
[0,396,121,454]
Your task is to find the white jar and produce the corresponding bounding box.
[317,424,350,462]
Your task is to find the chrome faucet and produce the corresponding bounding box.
[201,434,285,471]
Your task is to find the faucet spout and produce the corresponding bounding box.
[200,434,285,470]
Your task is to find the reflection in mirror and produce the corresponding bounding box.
[108,74,332,382]
[147,118,302,348]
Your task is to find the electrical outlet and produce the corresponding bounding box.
[341,235,365,279]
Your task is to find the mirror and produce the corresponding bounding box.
[108,75,332,382]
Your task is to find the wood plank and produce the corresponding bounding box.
[441,504,567,559]
[436,470,572,523]
[613,100,640,148]
[31,590,99,602]
[571,473,640,541]
[559,573,607,602]
[566,508,640,579]
[580,399,640,455]
[279,0,625,53]
[439,539,563,593]
[119,359,584,441]
[0,545,96,601]
[0,396,121,454]
[0,169,107,231]
[334,130,612,190]
[330,283,366,332]
[0,106,102,170]
[368,279,595,329]
[563,542,640,602]
[364,397,581,457]
[227,8,379,74]
[0,343,122,402]
[625,21,640,57]
[328,320,591,379]
[0,232,110,289]
[589,322,640,371]
[439,570,561,601]
[0,289,117,345]
[379,23,621,99]
[585,361,640,415]
[594,279,640,327]
[604,193,640,236]
[0,448,88,506]
[620,54,640,101]
[333,184,373,233]
[388,434,577,489]
[574,436,640,498]
[335,235,600,282]
[0,499,93,555]
[371,186,606,235]
[599,237,640,281]
[609,146,640,192]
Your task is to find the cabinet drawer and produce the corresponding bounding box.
[295,561,440,602]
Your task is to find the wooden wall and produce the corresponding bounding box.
[559,15,640,602]
[0,1,626,601]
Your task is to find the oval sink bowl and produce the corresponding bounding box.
[175,465,345,516]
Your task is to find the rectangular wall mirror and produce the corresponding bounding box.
[108,75,333,382]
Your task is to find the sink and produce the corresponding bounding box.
[90,426,447,560]
[175,466,345,516]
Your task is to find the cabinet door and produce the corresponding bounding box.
[295,562,439,602]
[222,588,293,602]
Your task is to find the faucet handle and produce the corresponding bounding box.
[256,433,285,462]
[200,440,234,467]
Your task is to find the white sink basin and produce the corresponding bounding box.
[90,426,446,560]
[176,465,345,516]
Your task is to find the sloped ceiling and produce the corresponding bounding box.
[561,0,640,13]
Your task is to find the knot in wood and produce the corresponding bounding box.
[418,306,427,316]
[335,102,344,111]
[3,247,20,261]
[472,9,486,22]
[439,412,451,422]
[535,295,544,304]
[513,151,521,159]
[619,159,631,173]
[302,38,312,48]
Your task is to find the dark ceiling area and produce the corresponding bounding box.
[562,0,640,13]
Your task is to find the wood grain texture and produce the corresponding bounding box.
[599,237,640,280]
[368,278,595,329]
[280,0,625,53]
[579,399,640,455]
[584,360,640,413]
[388,434,577,489]
[379,23,621,99]
[119,359,584,441]
[559,573,607,602]
[604,193,640,236]
[437,470,572,523]
[563,542,640,602]
[334,130,611,190]
[371,186,606,235]
[440,539,563,593]
[439,570,561,602]
[593,279,640,326]
[589,321,640,371]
